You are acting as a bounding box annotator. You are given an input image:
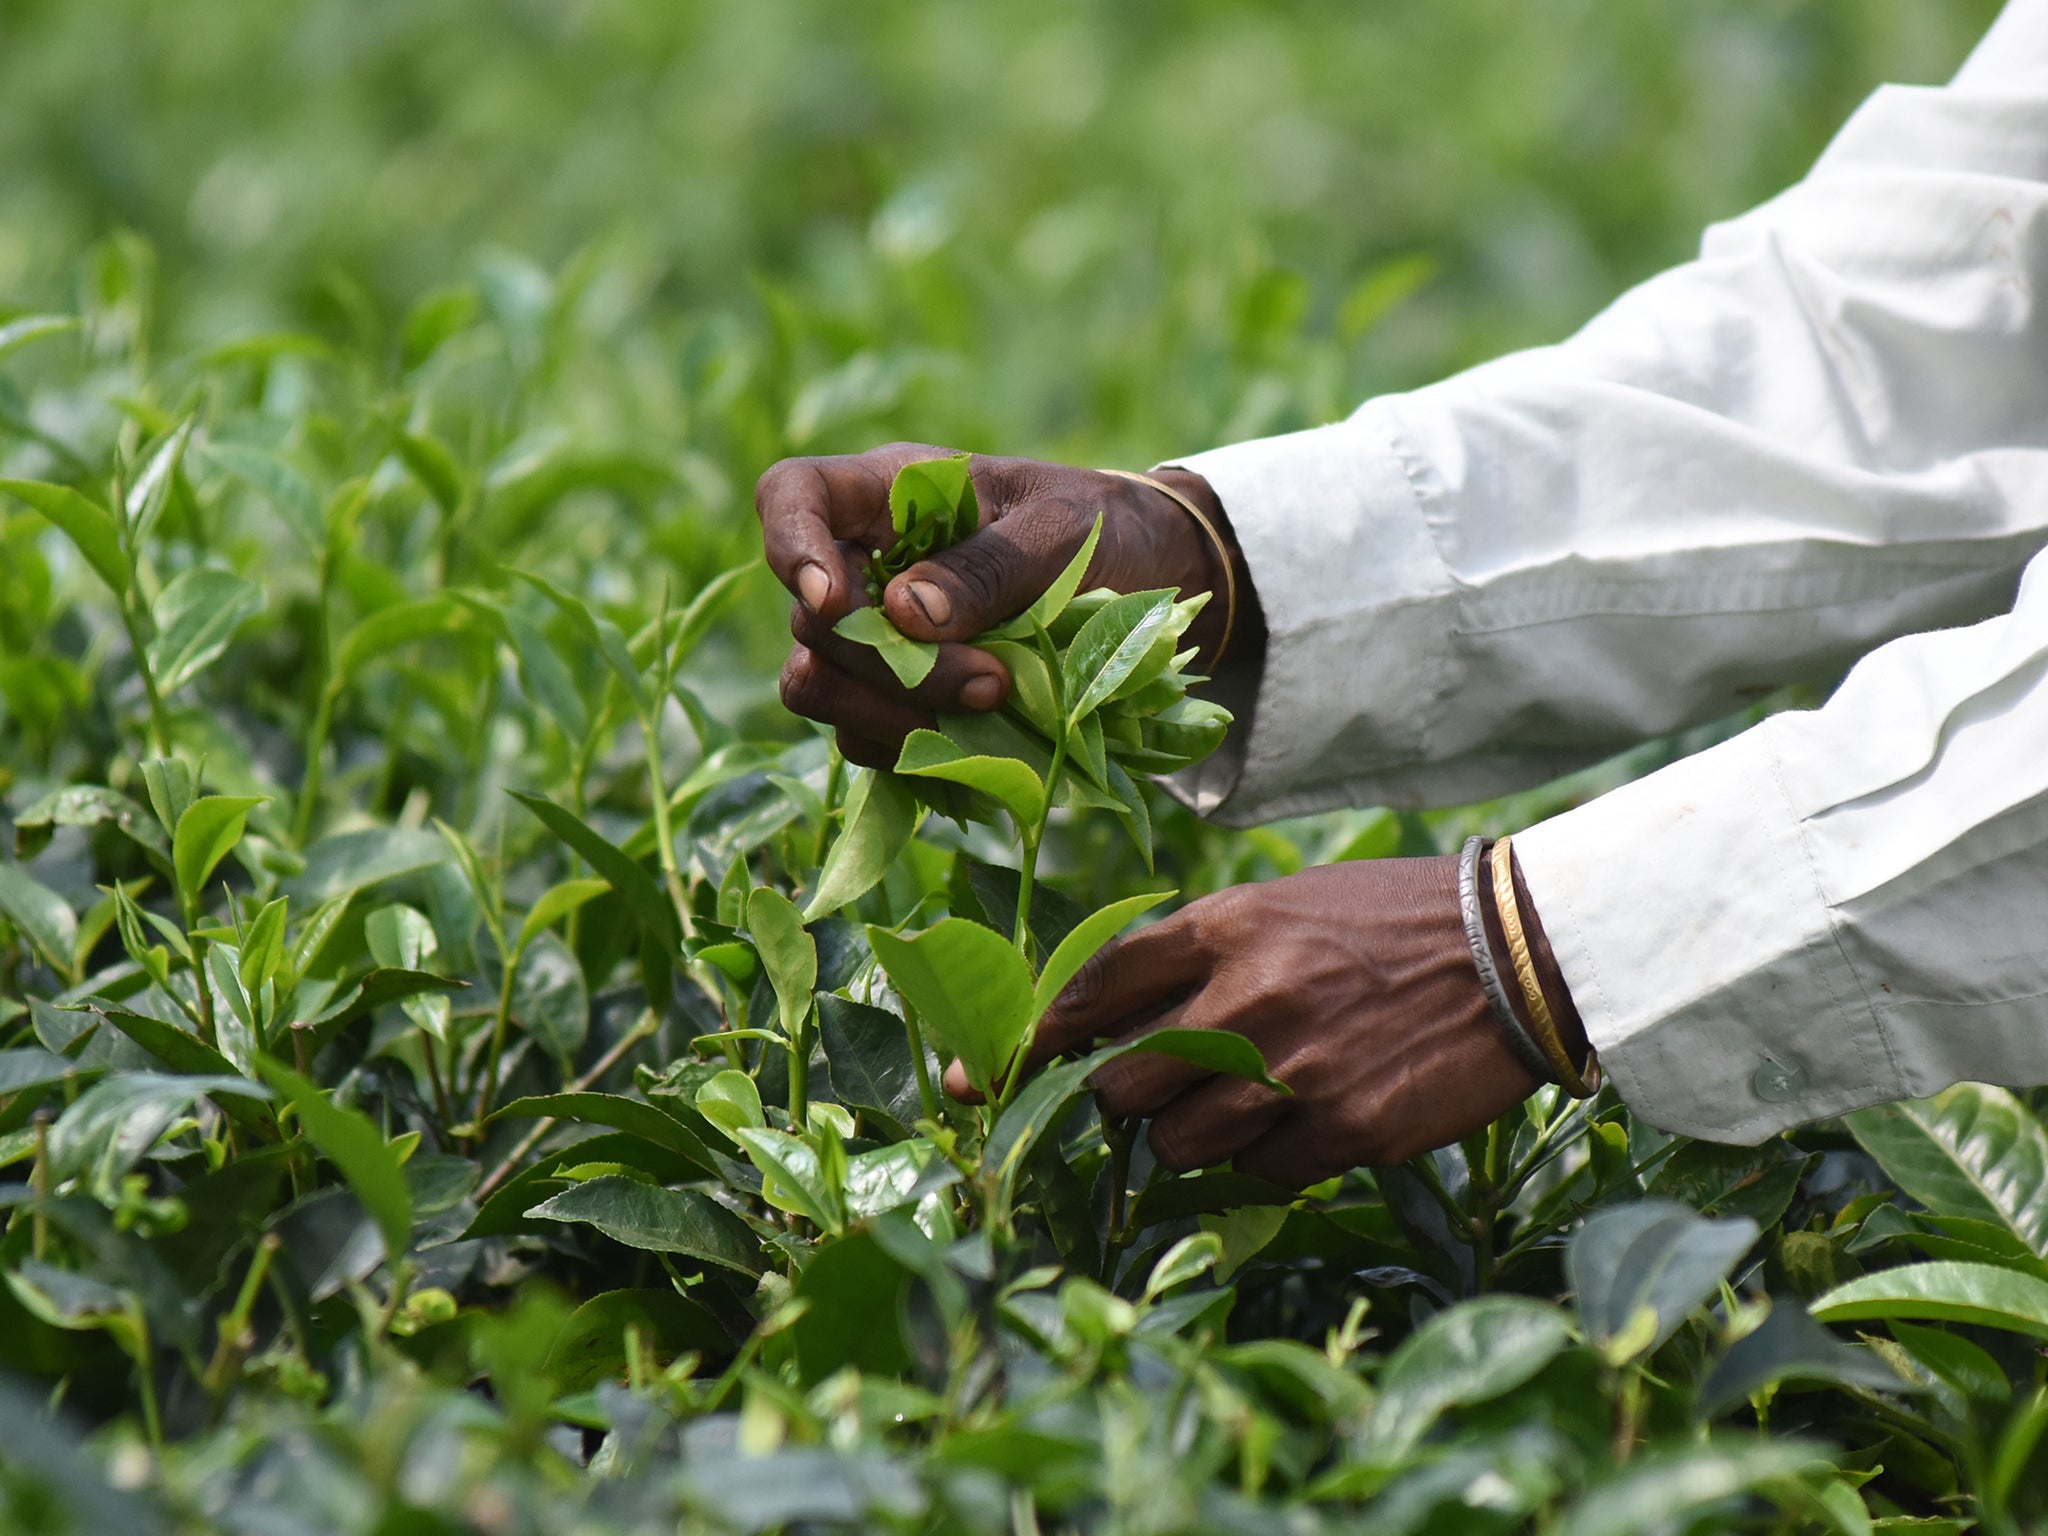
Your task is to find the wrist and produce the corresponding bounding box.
[1475,838,1591,1078]
[1129,465,1264,673]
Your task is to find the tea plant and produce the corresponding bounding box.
[4,270,2048,1536]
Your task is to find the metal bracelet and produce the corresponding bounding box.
[1458,834,1555,1083]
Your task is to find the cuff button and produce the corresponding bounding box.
[1751,1055,1807,1103]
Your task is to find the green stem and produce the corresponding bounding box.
[813,743,844,870]
[119,597,172,758]
[294,685,337,848]
[903,1001,940,1125]
[644,708,696,942]
[1013,729,1067,961]
[204,1233,279,1398]
[29,1109,51,1262]
[189,929,218,1053]
[473,942,522,1134]
[788,1005,812,1131]
[474,1009,657,1199]
[1099,1111,1138,1287]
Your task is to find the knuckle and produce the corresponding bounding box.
[1148,1119,1196,1173]
[779,649,824,713]
[936,537,1009,614]
[754,456,811,514]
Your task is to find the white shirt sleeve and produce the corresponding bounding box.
[1166,1,2048,1140]
[1168,7,2048,828]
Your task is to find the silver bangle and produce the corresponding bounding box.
[1458,835,1554,1083]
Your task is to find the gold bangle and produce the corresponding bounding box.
[1104,468,1239,673]
[1490,835,1598,1099]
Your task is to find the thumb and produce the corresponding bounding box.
[883,518,1083,643]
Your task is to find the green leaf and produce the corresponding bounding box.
[1558,1442,1831,1536]
[489,1093,719,1175]
[0,1046,84,1095]
[517,877,608,952]
[0,314,79,362]
[1698,1298,1912,1417]
[503,606,589,742]
[140,758,196,840]
[865,918,1034,1098]
[1812,1260,2048,1340]
[733,1126,844,1234]
[237,896,288,993]
[49,1071,269,1189]
[125,418,195,547]
[694,1069,765,1144]
[433,817,504,953]
[546,1287,730,1390]
[1361,1296,1574,1461]
[791,1230,912,1383]
[396,430,466,514]
[172,795,266,906]
[256,1058,413,1261]
[1568,1199,1760,1361]
[984,1027,1284,1198]
[976,640,1061,736]
[894,729,1045,827]
[1140,1233,1221,1302]
[1846,1085,2048,1260]
[0,863,77,975]
[833,606,939,688]
[12,785,167,864]
[650,560,757,674]
[1887,1318,2011,1403]
[1063,590,1175,724]
[1,480,130,596]
[889,452,975,551]
[284,827,449,906]
[512,569,644,710]
[510,789,676,1000]
[512,930,588,1064]
[333,595,470,683]
[820,994,925,1140]
[747,887,817,1039]
[804,768,921,920]
[202,442,323,552]
[1032,890,1172,1022]
[526,1175,761,1273]
[365,903,450,1042]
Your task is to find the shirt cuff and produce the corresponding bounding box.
[1511,716,1906,1143]
[1159,401,1459,827]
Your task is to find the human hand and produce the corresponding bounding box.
[943,857,1567,1189]
[756,443,1232,767]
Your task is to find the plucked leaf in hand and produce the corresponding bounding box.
[833,606,939,688]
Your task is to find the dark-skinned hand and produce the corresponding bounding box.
[754,444,1242,767]
[941,855,1585,1189]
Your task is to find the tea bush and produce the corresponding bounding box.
[0,2,2039,1533]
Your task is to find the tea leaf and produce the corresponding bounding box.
[517,877,609,951]
[747,886,816,1038]
[172,795,266,905]
[0,863,77,975]
[894,729,1045,827]
[1811,1260,2048,1339]
[257,1059,412,1261]
[834,606,939,688]
[1,480,130,596]
[526,1176,762,1273]
[1846,1086,2048,1260]
[146,568,263,695]
[1064,590,1176,724]
[1031,890,1172,1021]
[805,769,921,920]
[865,918,1033,1099]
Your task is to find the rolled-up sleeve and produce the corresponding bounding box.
[1169,15,2048,828]
[1515,546,2048,1141]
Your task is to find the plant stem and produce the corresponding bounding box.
[903,1001,940,1124]
[118,595,172,758]
[1099,1111,1138,1287]
[1013,730,1066,960]
[473,943,522,1135]
[204,1234,279,1398]
[813,743,844,869]
[644,709,696,942]
[29,1109,52,1261]
[474,1009,658,1199]
[294,685,337,847]
[788,1006,811,1130]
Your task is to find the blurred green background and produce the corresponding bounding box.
[0,0,2005,840]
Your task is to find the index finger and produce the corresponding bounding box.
[1023,911,1210,1072]
[754,454,892,621]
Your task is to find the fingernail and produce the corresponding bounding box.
[905,579,952,628]
[960,674,1002,711]
[797,563,831,612]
